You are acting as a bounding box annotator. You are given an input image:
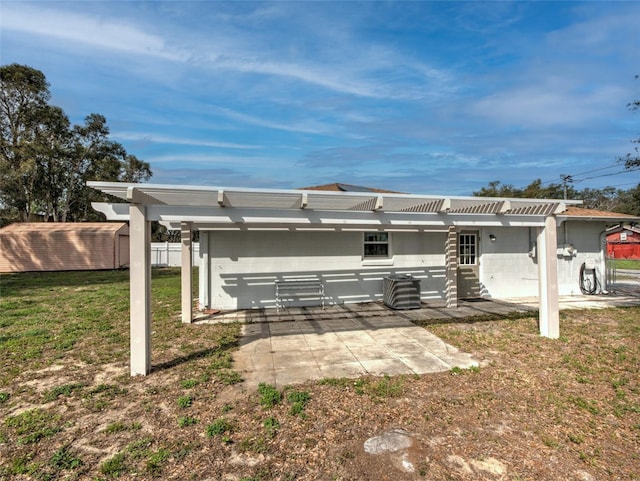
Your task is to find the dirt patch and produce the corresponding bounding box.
[1,296,639,480]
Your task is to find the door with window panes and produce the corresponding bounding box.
[457,231,481,298]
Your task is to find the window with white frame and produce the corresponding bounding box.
[458,233,477,265]
[363,232,390,258]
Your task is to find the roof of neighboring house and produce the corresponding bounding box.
[558,207,639,221]
[300,183,402,194]
[0,222,128,234]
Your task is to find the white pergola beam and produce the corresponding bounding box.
[537,215,560,338]
[141,205,550,228]
[129,204,152,376]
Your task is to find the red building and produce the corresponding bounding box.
[607,225,640,259]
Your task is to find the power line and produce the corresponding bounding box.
[541,161,625,185]
[573,170,636,183]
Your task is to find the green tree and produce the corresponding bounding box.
[63,114,123,221]
[0,64,51,220]
[473,179,576,199]
[472,180,520,197]
[580,187,620,211]
[0,64,152,223]
[614,184,640,216]
[31,105,73,222]
[474,179,638,215]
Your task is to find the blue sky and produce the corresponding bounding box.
[1,1,639,195]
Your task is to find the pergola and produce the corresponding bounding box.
[89,181,581,376]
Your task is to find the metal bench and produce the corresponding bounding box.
[275,279,325,312]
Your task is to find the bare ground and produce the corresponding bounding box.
[1,307,639,480]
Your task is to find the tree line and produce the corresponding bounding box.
[0,64,152,225]
[473,179,639,216]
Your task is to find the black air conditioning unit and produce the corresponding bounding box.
[383,274,421,310]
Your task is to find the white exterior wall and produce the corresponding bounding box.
[556,221,606,296]
[479,222,606,298]
[204,231,447,310]
[199,220,609,310]
[478,227,539,298]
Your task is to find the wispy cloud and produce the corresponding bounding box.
[209,106,334,136]
[114,132,260,150]
[147,153,291,168]
[1,2,453,101]
[472,84,626,128]
[1,4,185,61]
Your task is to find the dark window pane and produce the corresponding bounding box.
[364,244,388,257]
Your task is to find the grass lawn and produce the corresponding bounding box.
[612,258,640,270]
[1,269,639,480]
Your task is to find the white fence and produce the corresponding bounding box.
[151,242,200,267]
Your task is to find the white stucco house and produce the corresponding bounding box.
[89,181,638,376]
[196,205,628,310]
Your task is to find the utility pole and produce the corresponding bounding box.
[560,174,573,200]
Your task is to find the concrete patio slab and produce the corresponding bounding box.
[400,354,451,374]
[359,358,415,376]
[233,314,479,388]
[201,291,640,389]
[318,361,367,378]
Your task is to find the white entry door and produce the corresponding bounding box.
[457,231,481,298]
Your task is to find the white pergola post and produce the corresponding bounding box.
[445,226,458,308]
[129,203,152,375]
[181,222,193,323]
[537,215,560,338]
[198,231,210,310]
